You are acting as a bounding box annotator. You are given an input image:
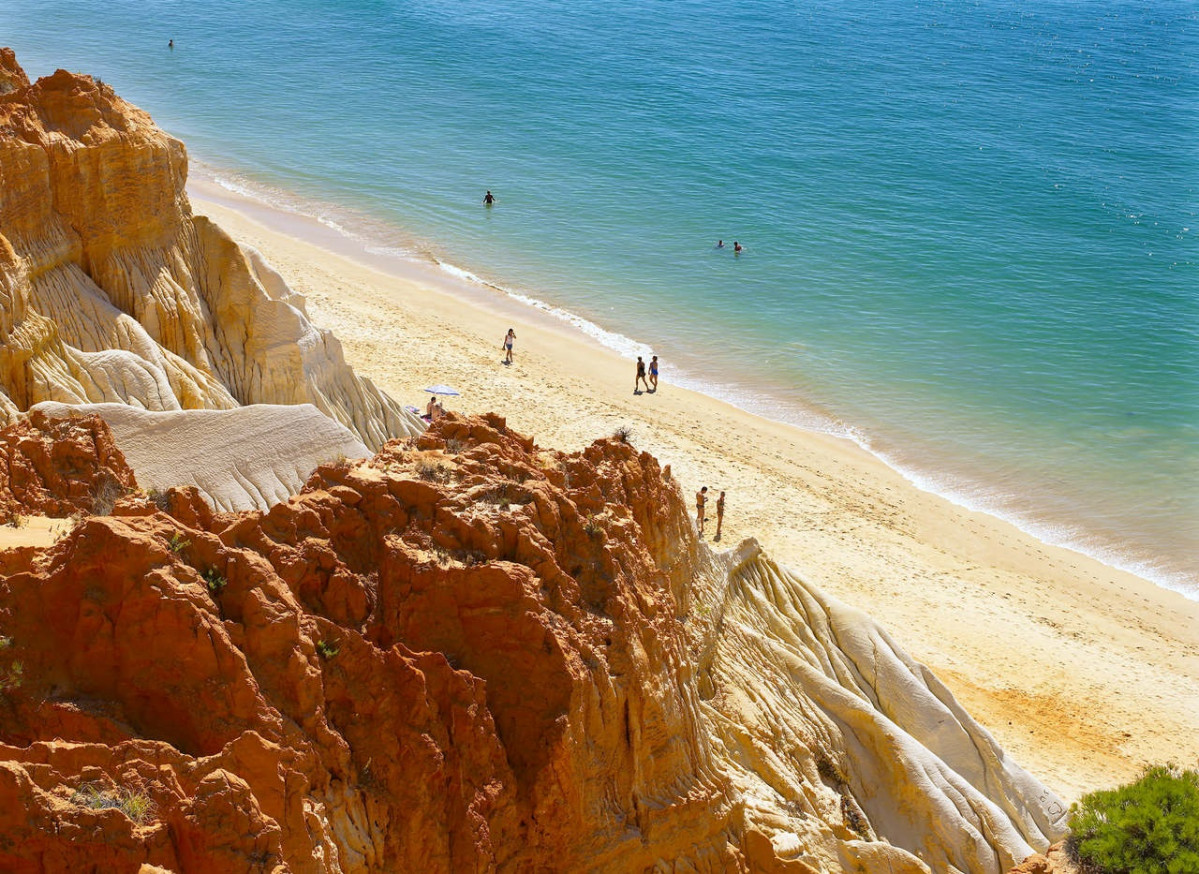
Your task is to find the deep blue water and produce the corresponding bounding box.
[6,0,1197,594]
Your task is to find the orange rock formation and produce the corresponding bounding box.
[0,50,420,449]
[0,408,135,521]
[0,412,1063,872]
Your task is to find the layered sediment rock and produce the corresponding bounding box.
[0,50,421,449]
[0,412,1066,872]
[32,401,373,512]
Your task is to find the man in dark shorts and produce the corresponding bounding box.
[696,486,708,533]
[484,190,496,205]
[715,491,726,539]
[635,356,650,393]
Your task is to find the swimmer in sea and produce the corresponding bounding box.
[716,239,724,248]
[733,241,743,254]
[484,190,496,205]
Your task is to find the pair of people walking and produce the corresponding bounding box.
[634,355,659,394]
[696,486,726,540]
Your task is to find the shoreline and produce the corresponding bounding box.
[191,168,1197,602]
[187,179,1199,803]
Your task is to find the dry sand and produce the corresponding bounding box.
[191,182,1199,803]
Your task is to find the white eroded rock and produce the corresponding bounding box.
[693,539,1068,874]
[0,61,424,450]
[33,401,371,513]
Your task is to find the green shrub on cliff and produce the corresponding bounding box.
[1067,764,1199,874]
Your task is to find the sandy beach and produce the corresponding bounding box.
[190,181,1199,803]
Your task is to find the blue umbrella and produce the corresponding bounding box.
[424,385,460,396]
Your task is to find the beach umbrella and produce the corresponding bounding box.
[424,385,460,396]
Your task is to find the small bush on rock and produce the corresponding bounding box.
[70,784,156,824]
[1067,764,1199,874]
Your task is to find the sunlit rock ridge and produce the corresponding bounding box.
[0,49,422,463]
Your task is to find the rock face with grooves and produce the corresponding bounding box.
[0,412,1065,873]
[0,50,422,449]
[32,401,373,513]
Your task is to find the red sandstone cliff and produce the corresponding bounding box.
[0,49,420,449]
[0,413,741,872]
[0,412,1064,872]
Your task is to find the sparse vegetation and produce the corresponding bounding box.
[582,513,602,538]
[90,473,126,516]
[70,784,156,824]
[478,482,521,507]
[816,754,848,787]
[168,532,190,554]
[145,488,170,511]
[429,545,486,568]
[613,425,633,444]
[202,567,227,595]
[841,795,870,840]
[1066,764,1199,874]
[444,438,464,455]
[3,513,27,529]
[316,640,339,660]
[0,636,21,693]
[415,457,452,483]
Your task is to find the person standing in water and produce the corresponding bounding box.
[649,355,659,392]
[733,241,743,255]
[484,190,496,205]
[502,328,516,364]
[168,39,174,49]
[715,491,726,540]
[635,356,650,393]
[696,486,708,533]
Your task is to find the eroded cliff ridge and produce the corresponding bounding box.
[0,412,1066,873]
[0,49,421,450]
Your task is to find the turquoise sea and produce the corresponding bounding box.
[7,0,1197,597]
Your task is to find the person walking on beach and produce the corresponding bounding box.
[649,355,659,392]
[714,490,726,540]
[635,356,650,393]
[484,190,496,205]
[502,328,516,365]
[696,486,708,534]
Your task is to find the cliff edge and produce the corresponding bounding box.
[0,412,1066,872]
[0,48,422,451]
